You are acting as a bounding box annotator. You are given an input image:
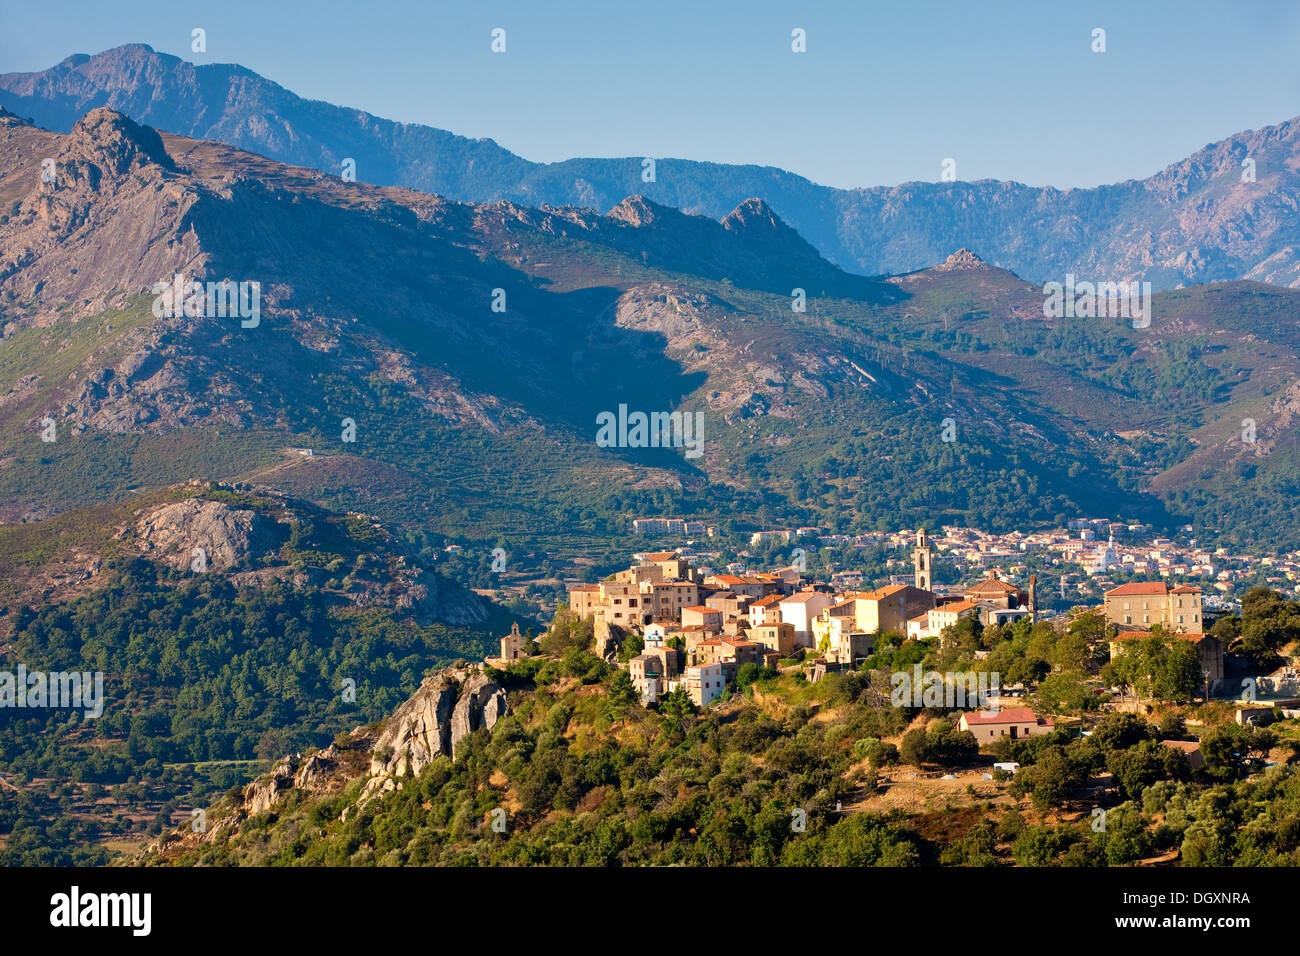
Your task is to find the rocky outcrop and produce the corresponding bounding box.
[933,248,992,272]
[243,751,301,816]
[359,666,509,808]
[134,497,279,571]
[241,746,340,816]
[293,744,340,791]
[594,613,621,662]
[0,106,203,308]
[368,674,458,779]
[448,671,508,759]
[138,740,360,858]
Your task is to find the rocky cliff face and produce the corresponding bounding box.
[365,666,508,782]
[389,567,491,627]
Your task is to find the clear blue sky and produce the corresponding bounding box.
[2,0,1298,190]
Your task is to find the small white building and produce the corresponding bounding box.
[778,591,835,648]
[684,663,726,707]
[643,622,669,647]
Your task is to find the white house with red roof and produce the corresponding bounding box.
[958,707,1054,744]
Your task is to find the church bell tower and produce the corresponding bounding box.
[913,529,932,591]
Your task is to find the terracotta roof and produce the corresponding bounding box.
[781,591,829,604]
[750,595,783,608]
[934,599,981,614]
[963,707,1049,726]
[1106,582,1170,596]
[683,605,718,614]
[966,576,1022,595]
[1160,740,1201,754]
[854,584,908,601]
[710,574,767,586]
[643,552,677,561]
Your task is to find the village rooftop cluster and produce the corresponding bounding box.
[491,531,1233,727]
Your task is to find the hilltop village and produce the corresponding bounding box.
[484,531,1265,729]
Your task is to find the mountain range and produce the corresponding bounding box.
[3,102,1300,556]
[4,44,1300,290]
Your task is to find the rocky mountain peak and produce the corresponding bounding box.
[63,107,174,178]
[720,197,784,234]
[607,195,666,227]
[936,248,991,271]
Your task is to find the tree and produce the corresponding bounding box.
[1012,825,1075,866]
[1106,740,1187,799]
[1092,713,1152,751]
[1156,711,1187,738]
[1161,639,1204,703]
[1035,671,1096,714]
[997,808,1026,842]
[1019,747,1081,811]
[864,740,898,769]
[1106,630,1202,704]
[1237,586,1300,668]
[900,728,929,767]
[618,632,645,662]
[1200,722,1277,781]
[1050,629,1091,671]
[817,815,921,866]
[658,686,696,721]
[1067,608,1107,645]
[605,670,638,716]
[541,606,594,655]
[1094,804,1151,866]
